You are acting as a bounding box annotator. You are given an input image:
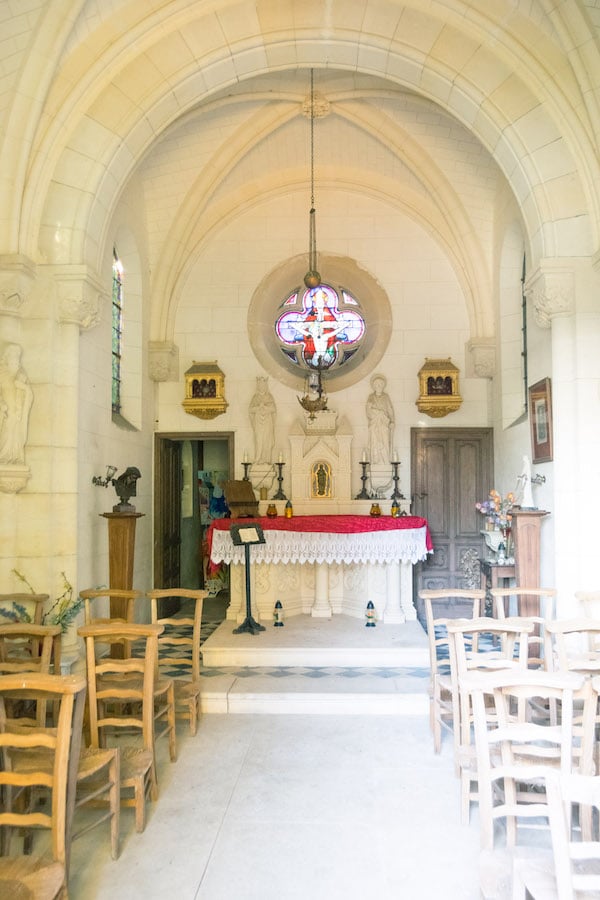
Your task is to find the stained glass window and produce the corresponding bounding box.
[111,248,123,414]
[274,283,365,371]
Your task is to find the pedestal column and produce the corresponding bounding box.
[311,563,332,618]
[511,509,549,616]
[383,562,405,623]
[101,512,144,619]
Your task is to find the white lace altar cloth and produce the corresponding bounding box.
[210,523,430,567]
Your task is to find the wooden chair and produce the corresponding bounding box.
[79,587,142,625]
[447,616,534,825]
[0,672,86,899]
[513,770,600,899]
[545,618,600,677]
[418,588,484,763]
[146,588,207,735]
[81,589,177,762]
[0,593,49,627]
[462,669,596,852]
[78,623,163,833]
[0,624,62,727]
[491,587,557,668]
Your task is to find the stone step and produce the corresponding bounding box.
[197,666,429,715]
[201,615,430,669]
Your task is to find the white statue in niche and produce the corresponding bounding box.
[0,342,33,465]
[366,374,395,465]
[249,376,277,464]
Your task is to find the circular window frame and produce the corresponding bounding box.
[247,254,392,392]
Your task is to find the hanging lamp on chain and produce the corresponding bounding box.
[304,69,321,290]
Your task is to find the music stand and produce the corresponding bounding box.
[230,523,266,635]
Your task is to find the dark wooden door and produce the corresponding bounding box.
[154,437,182,591]
[411,427,493,625]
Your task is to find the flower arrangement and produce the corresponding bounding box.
[0,570,83,633]
[476,489,514,530]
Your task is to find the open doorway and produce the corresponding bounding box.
[154,432,233,602]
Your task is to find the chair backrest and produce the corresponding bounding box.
[575,590,600,651]
[0,672,86,868]
[448,617,534,753]
[461,668,594,850]
[146,588,207,683]
[79,588,142,625]
[419,589,484,678]
[0,592,49,626]
[0,624,63,726]
[545,770,600,900]
[545,618,600,676]
[0,623,61,675]
[491,587,557,666]
[77,622,163,752]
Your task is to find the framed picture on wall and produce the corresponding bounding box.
[529,377,553,463]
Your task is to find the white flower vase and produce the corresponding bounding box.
[481,529,504,556]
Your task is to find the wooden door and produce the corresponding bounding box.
[411,427,493,625]
[154,437,182,590]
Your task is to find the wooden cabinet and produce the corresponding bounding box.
[511,508,549,616]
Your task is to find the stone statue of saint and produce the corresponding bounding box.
[366,374,394,465]
[0,343,33,465]
[249,376,277,464]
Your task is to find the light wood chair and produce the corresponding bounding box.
[146,588,207,735]
[81,589,177,762]
[545,618,600,677]
[0,672,86,899]
[447,616,534,825]
[78,622,163,833]
[0,624,62,727]
[513,770,600,900]
[79,587,142,625]
[418,588,484,763]
[491,587,557,668]
[0,593,49,627]
[462,668,596,852]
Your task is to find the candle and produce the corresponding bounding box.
[278,452,283,463]
[362,451,367,463]
[393,449,398,462]
[243,450,248,463]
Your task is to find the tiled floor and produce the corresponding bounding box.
[65,595,485,897]
[68,713,483,899]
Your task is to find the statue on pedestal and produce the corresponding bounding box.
[366,374,394,465]
[0,342,33,465]
[249,376,276,463]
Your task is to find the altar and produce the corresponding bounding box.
[208,514,432,624]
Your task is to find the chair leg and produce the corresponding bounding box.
[109,753,120,860]
[134,777,146,833]
[167,684,177,761]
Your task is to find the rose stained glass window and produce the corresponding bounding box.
[274,283,365,371]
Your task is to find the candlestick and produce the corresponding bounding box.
[241,461,251,482]
[390,460,405,501]
[272,461,287,500]
[355,460,370,500]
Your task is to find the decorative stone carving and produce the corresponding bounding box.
[302,90,330,119]
[0,254,36,313]
[149,341,178,382]
[466,338,495,378]
[49,265,105,330]
[0,341,33,493]
[525,264,574,328]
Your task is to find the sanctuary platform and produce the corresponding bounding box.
[198,613,430,715]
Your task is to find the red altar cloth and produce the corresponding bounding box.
[206,514,433,572]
